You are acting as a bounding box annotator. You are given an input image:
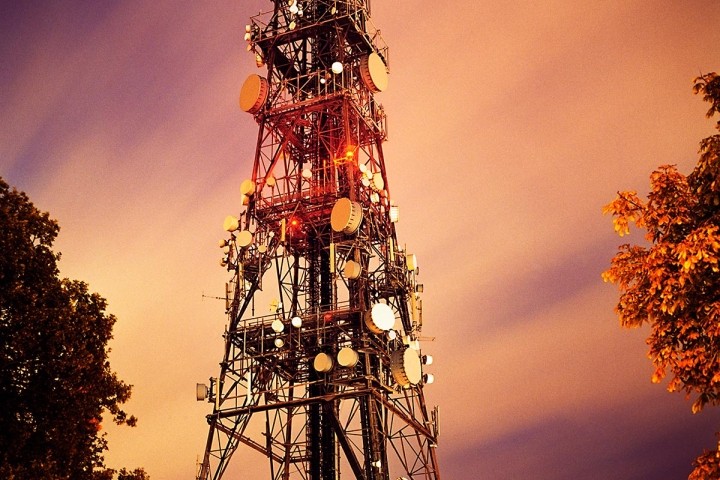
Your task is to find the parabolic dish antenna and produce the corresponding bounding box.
[239,74,269,114]
[364,302,395,333]
[240,179,255,196]
[236,230,253,248]
[337,347,359,367]
[343,260,361,279]
[360,52,388,93]
[313,352,334,373]
[391,348,422,387]
[223,215,239,232]
[331,198,363,234]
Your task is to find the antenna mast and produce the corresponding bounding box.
[197,2,440,479]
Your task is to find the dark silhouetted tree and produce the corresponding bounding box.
[0,177,143,479]
[116,468,150,480]
[603,72,720,479]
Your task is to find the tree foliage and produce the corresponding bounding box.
[690,433,720,480]
[0,177,141,479]
[116,468,150,480]
[603,72,720,478]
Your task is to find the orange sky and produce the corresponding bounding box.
[3,1,720,478]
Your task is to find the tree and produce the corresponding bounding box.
[603,72,720,479]
[116,468,150,480]
[0,177,142,479]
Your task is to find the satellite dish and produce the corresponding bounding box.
[239,74,269,114]
[364,302,395,333]
[331,198,363,234]
[360,52,388,93]
[390,348,422,387]
[271,319,284,333]
[337,347,359,367]
[240,179,255,196]
[236,230,253,248]
[343,260,361,279]
[313,352,334,373]
[223,215,239,232]
[196,383,209,401]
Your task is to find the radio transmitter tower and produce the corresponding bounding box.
[196,2,440,479]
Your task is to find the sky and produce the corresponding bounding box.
[2,1,720,479]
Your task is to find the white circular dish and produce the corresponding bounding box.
[360,52,388,93]
[313,352,334,373]
[236,230,253,248]
[331,198,363,234]
[337,347,359,367]
[390,348,422,387]
[364,303,395,333]
[240,179,256,196]
[223,215,239,232]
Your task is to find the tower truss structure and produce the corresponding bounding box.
[197,2,440,479]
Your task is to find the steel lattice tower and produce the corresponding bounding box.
[197,2,440,479]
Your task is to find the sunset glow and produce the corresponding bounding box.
[3,1,720,479]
